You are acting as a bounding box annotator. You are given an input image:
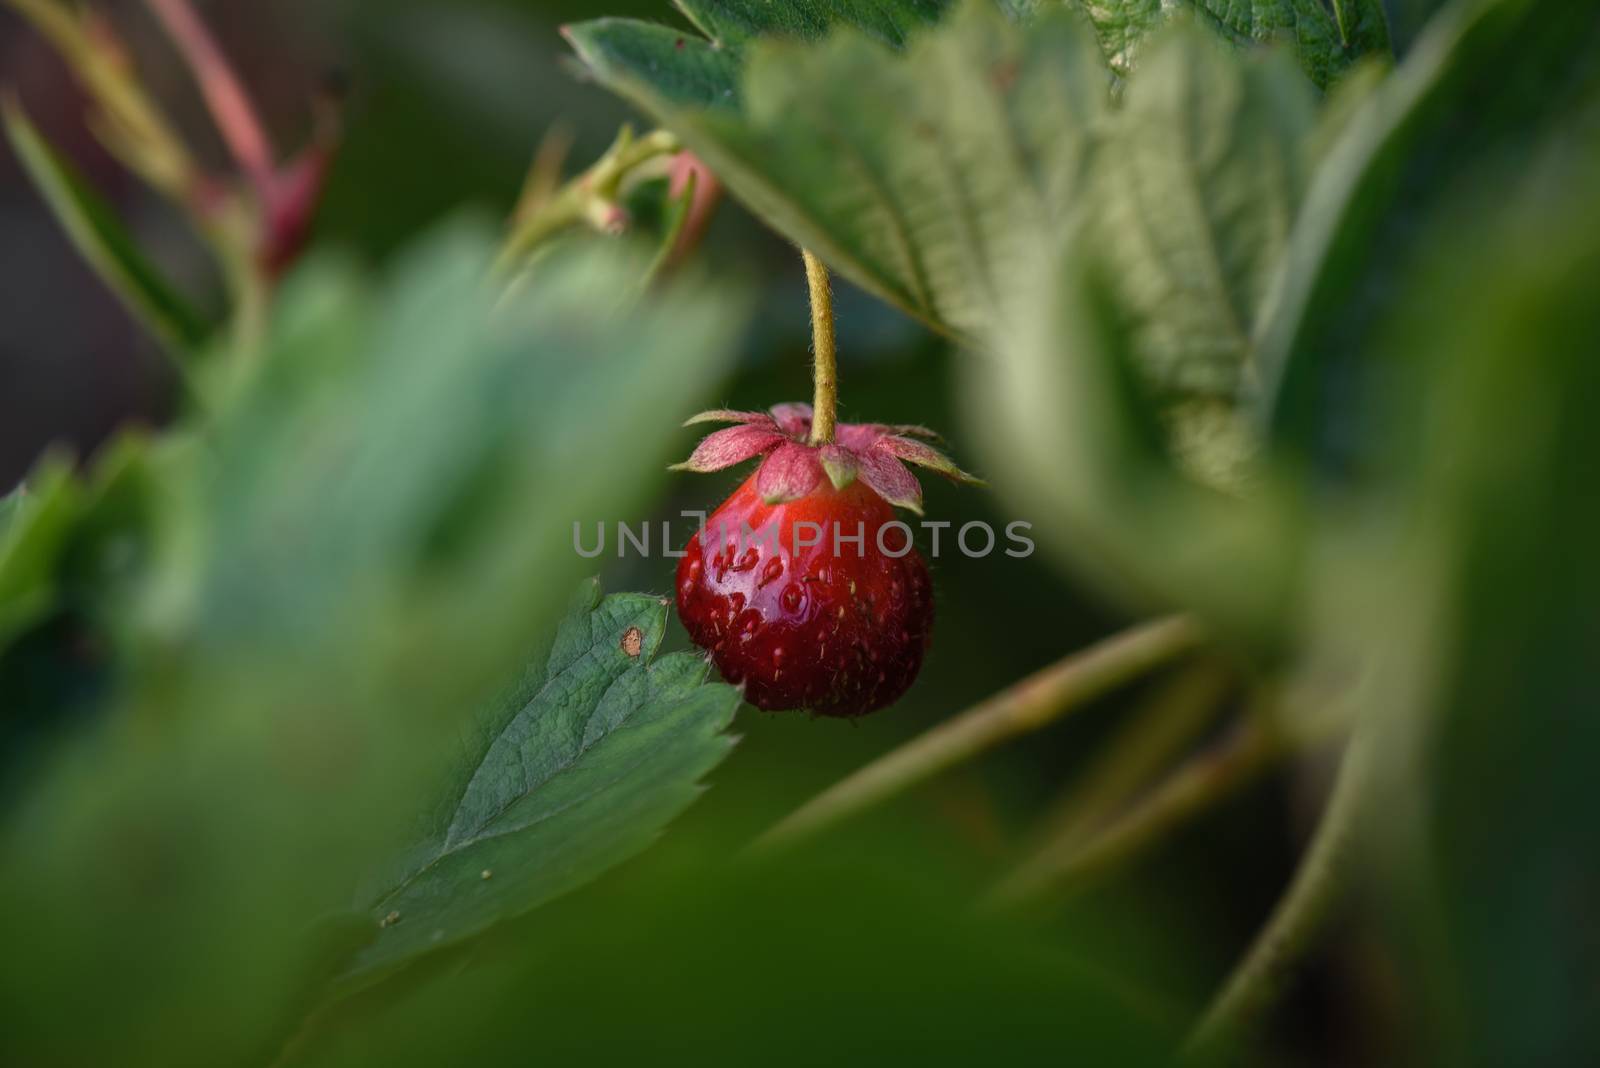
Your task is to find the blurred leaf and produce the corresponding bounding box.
[1317,138,1600,1067]
[966,248,1298,648]
[569,2,1106,344]
[1092,22,1317,485]
[0,222,750,1068]
[2,96,209,355]
[1256,0,1600,480]
[292,847,1178,1067]
[347,580,739,979]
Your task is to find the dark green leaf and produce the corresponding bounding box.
[1067,0,1389,87]
[2,96,209,354]
[346,580,740,978]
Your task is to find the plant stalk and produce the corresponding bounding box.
[802,248,838,445]
[496,126,681,274]
[751,616,1203,855]
[988,717,1283,907]
[990,663,1233,898]
[1184,727,1375,1058]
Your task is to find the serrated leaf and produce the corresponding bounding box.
[1069,0,1389,87]
[569,2,1107,344]
[1256,0,1600,478]
[3,96,209,355]
[346,580,740,978]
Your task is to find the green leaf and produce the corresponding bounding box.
[1256,0,1600,476]
[2,96,209,355]
[345,580,740,979]
[1090,21,1317,484]
[569,1,1108,344]
[1067,0,1390,87]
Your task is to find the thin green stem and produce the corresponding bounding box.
[750,616,1203,856]
[802,248,837,445]
[988,663,1233,903]
[989,716,1284,907]
[1184,727,1376,1059]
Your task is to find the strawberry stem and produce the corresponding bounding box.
[802,248,837,446]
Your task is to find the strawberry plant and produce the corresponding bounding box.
[1,0,1597,1065]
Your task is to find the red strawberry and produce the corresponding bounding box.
[673,403,979,718]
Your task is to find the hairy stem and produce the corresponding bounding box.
[1185,727,1375,1058]
[802,248,838,445]
[751,616,1203,855]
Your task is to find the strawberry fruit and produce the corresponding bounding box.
[673,403,979,718]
